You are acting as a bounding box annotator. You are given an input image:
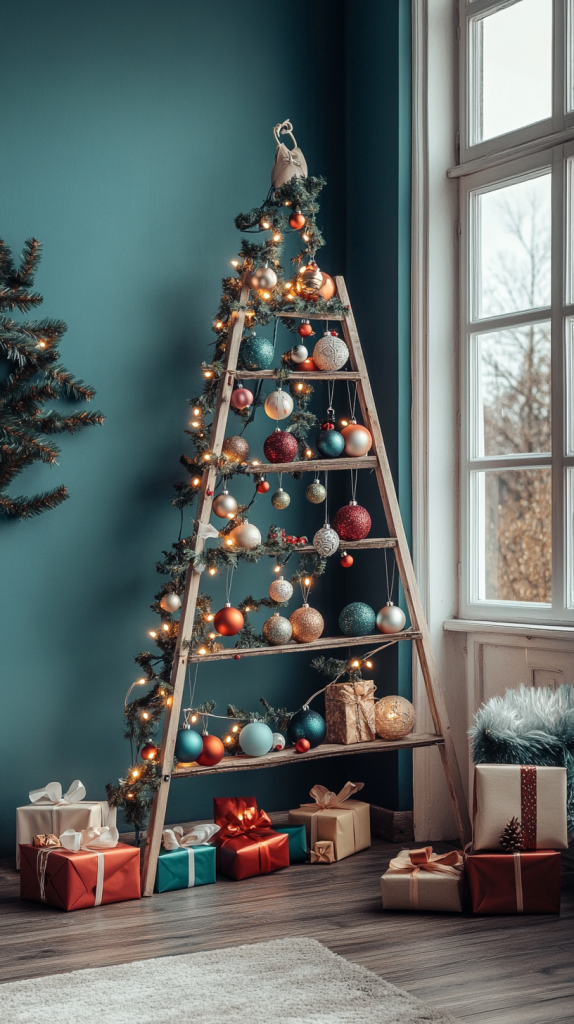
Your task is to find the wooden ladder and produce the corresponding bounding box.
[140,276,471,895]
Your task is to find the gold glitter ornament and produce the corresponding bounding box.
[306,480,326,504]
[289,604,324,643]
[262,613,293,646]
[271,487,291,509]
[374,695,415,740]
[222,435,249,461]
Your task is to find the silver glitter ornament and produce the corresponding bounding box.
[271,488,291,509]
[291,344,308,364]
[306,480,326,504]
[268,575,294,603]
[313,525,340,557]
[160,593,181,613]
[212,489,238,519]
[313,331,350,371]
[263,613,293,646]
[376,601,407,634]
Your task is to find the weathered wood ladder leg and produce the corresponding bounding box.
[337,277,471,848]
[141,288,249,896]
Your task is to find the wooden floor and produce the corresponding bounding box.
[1,826,573,1023]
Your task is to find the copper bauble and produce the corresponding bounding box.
[196,734,225,767]
[268,575,293,602]
[289,604,324,643]
[291,343,308,362]
[296,263,323,298]
[228,520,262,550]
[141,742,158,761]
[256,478,270,493]
[212,490,238,519]
[317,273,336,301]
[342,422,372,457]
[222,435,249,461]
[340,551,354,568]
[374,695,415,740]
[230,387,253,410]
[214,602,244,636]
[264,390,294,420]
[160,593,182,612]
[333,501,371,541]
[263,430,298,464]
[263,613,293,646]
[313,331,349,371]
[289,211,306,230]
[271,488,291,509]
[297,321,313,338]
[299,357,317,371]
[376,601,407,634]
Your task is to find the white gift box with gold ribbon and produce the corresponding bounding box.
[16,780,116,868]
[381,847,464,912]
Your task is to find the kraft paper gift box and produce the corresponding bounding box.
[16,780,116,869]
[213,797,289,881]
[274,825,308,864]
[465,848,561,914]
[473,765,568,851]
[20,827,140,911]
[325,680,376,744]
[154,824,219,893]
[381,847,464,912]
[288,782,371,862]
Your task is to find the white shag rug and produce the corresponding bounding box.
[0,936,457,1024]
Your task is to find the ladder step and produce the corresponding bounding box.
[189,629,421,663]
[296,537,396,552]
[231,370,362,380]
[244,456,377,474]
[275,310,346,321]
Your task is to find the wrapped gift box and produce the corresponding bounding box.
[325,680,376,744]
[466,848,561,914]
[381,847,464,912]
[274,825,308,863]
[473,764,568,851]
[16,780,116,869]
[288,782,370,862]
[213,797,289,881]
[154,824,218,892]
[20,841,140,911]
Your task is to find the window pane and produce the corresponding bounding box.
[472,0,552,144]
[474,323,551,457]
[476,174,551,320]
[476,467,551,603]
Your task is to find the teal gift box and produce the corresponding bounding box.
[154,843,216,893]
[275,825,308,864]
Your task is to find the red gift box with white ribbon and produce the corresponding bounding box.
[465,848,561,914]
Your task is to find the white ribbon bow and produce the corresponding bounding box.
[162,824,220,850]
[59,826,119,853]
[29,780,86,805]
[196,523,220,541]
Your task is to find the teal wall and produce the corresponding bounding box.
[0,0,411,856]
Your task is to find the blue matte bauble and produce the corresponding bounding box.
[239,721,274,757]
[317,429,345,458]
[240,336,275,371]
[287,708,326,748]
[338,601,377,637]
[174,727,203,763]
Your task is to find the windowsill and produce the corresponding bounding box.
[443,618,574,641]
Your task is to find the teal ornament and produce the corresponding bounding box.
[287,707,326,748]
[174,726,203,762]
[240,335,274,371]
[317,429,345,458]
[239,721,274,756]
[339,601,376,637]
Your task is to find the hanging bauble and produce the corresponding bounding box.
[272,732,286,751]
[289,210,306,230]
[264,390,294,420]
[262,613,293,646]
[239,721,274,757]
[339,601,376,637]
[340,551,354,568]
[300,357,317,371]
[375,695,415,740]
[269,575,293,602]
[312,331,350,372]
[222,435,250,461]
[256,477,270,493]
[271,488,291,510]
[255,264,278,290]
[313,525,340,557]
[289,604,324,643]
[212,490,238,519]
[160,593,182,613]
[240,335,274,371]
[287,707,326,748]
[291,343,309,361]
[317,429,345,458]
[141,742,158,761]
[306,480,326,504]
[174,725,203,763]
[297,320,313,338]
[230,387,254,410]
[214,602,244,636]
[263,430,298,464]
[316,273,336,301]
[295,737,311,753]
[228,520,262,550]
[376,601,407,634]
[196,734,225,767]
[342,422,372,457]
[296,262,323,298]
[333,501,371,541]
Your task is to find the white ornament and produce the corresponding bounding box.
[312,331,350,372]
[291,344,308,363]
[264,390,294,420]
[272,732,286,751]
[251,264,278,290]
[160,593,182,613]
[268,575,294,603]
[313,525,340,557]
[228,520,262,550]
[376,602,407,634]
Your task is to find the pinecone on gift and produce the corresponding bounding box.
[499,816,524,853]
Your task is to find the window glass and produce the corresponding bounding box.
[476,173,551,320]
[472,0,553,144]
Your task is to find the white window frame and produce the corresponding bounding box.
[457,0,574,624]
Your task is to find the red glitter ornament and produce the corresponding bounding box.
[196,734,224,767]
[333,502,371,541]
[340,551,354,568]
[263,430,298,464]
[213,603,244,636]
[295,738,311,753]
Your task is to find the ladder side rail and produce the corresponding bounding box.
[141,287,249,895]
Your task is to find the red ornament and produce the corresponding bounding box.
[298,321,313,338]
[299,357,317,372]
[206,488,214,496]
[289,211,306,230]
[333,502,371,541]
[321,421,335,431]
[213,603,244,636]
[196,734,225,767]
[231,387,254,410]
[295,738,311,753]
[141,742,158,761]
[256,478,270,493]
[234,654,241,660]
[340,552,354,568]
[263,430,299,464]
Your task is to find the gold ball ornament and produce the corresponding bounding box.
[312,331,350,371]
[268,575,293,602]
[296,262,323,298]
[374,695,415,740]
[271,488,291,510]
[376,601,407,634]
[262,613,293,646]
[228,519,262,550]
[289,604,324,643]
[212,490,238,519]
[342,422,373,457]
[264,390,294,420]
[306,480,326,504]
[222,435,249,461]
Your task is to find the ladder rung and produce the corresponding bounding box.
[296,537,396,552]
[231,370,362,380]
[276,310,346,321]
[188,629,421,663]
[243,456,378,474]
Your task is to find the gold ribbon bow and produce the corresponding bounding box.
[33,834,61,848]
[329,683,376,741]
[310,841,335,863]
[301,782,365,848]
[387,846,463,910]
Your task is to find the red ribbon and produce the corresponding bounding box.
[217,806,276,873]
[520,765,537,850]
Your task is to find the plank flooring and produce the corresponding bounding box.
[1,825,573,1023]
